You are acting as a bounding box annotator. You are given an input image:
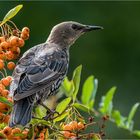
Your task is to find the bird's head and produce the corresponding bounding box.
[47,21,103,47]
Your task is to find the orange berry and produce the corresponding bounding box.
[0,83,5,90]
[0,102,8,112]
[0,41,10,50]
[7,97,13,103]
[0,59,4,69]
[13,136,21,140]
[3,115,10,124]
[11,128,21,135]
[0,37,5,43]
[6,134,14,139]
[62,131,71,138]
[12,47,20,56]
[10,46,18,52]
[63,124,72,131]
[1,89,9,97]
[21,129,29,138]
[0,130,5,139]
[39,132,44,139]
[22,27,30,34]
[69,121,78,130]
[7,61,16,70]
[6,51,14,60]
[0,51,5,60]
[0,46,2,52]
[18,38,25,47]
[1,78,10,87]
[6,76,13,82]
[0,87,3,93]
[21,33,29,40]
[77,122,85,130]
[3,126,12,136]
[21,132,27,138]
[0,112,5,120]
[10,36,19,46]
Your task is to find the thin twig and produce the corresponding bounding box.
[0,25,5,36]
[0,71,5,78]
[3,68,7,77]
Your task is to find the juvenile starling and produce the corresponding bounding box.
[9,21,103,127]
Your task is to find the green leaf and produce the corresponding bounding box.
[99,86,116,114]
[61,77,74,97]
[128,103,139,124]
[0,96,13,107]
[54,111,69,122]
[31,119,50,126]
[56,97,71,114]
[81,76,98,108]
[132,130,140,137]
[126,103,139,131]
[35,105,46,118]
[74,103,90,112]
[92,134,101,140]
[74,103,95,114]
[0,5,23,26]
[111,110,127,128]
[91,78,98,106]
[81,76,94,105]
[72,65,82,101]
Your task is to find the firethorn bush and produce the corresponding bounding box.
[0,4,140,140]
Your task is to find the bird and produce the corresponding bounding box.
[9,21,103,127]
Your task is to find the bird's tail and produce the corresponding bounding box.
[9,97,33,127]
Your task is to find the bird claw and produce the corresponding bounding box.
[43,109,59,121]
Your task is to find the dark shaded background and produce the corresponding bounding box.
[1,1,140,138]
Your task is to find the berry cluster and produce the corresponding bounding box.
[0,26,29,62]
[58,115,109,140]
[0,20,30,139]
[62,121,85,139]
[0,126,29,140]
[34,126,48,140]
[0,76,13,124]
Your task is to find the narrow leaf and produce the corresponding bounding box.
[0,96,13,107]
[81,76,94,105]
[74,103,95,114]
[128,103,139,124]
[99,86,116,114]
[56,97,71,114]
[91,79,98,106]
[112,110,126,127]
[72,65,82,101]
[112,110,121,126]
[81,76,98,108]
[54,111,69,122]
[0,5,23,26]
[126,103,140,131]
[61,77,74,97]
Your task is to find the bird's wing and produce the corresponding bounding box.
[10,44,39,96]
[10,43,68,101]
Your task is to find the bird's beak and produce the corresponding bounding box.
[83,25,103,32]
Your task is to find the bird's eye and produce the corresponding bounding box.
[71,24,83,31]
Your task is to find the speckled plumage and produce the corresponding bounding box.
[9,21,103,127]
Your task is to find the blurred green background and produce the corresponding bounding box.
[1,1,140,138]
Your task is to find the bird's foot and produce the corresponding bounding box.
[43,109,59,121]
